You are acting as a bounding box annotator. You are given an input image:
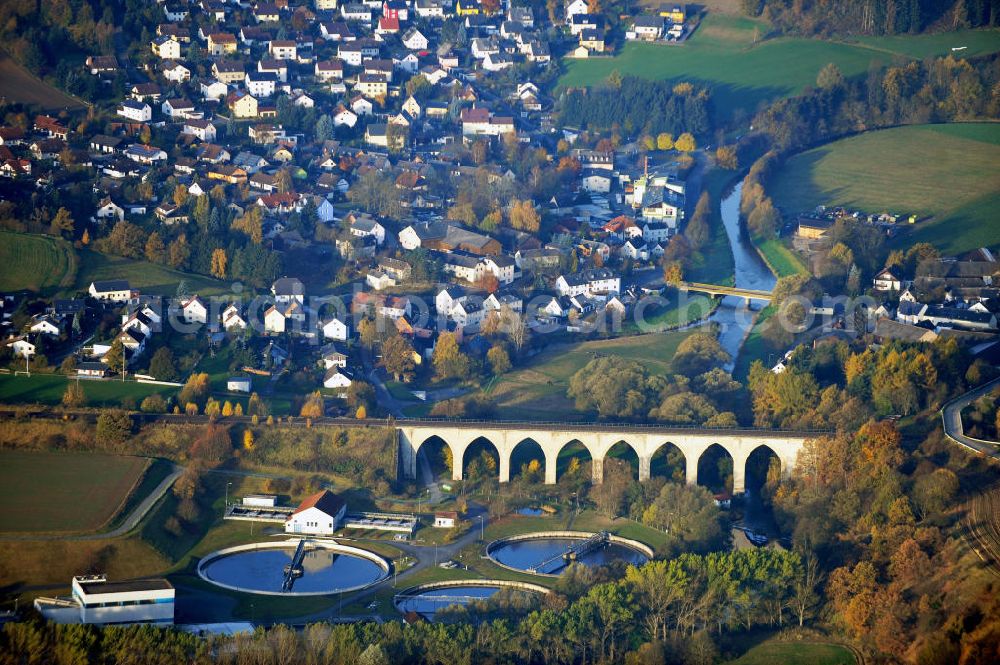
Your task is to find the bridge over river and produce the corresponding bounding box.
[395,419,818,494]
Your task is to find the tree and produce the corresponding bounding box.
[671,333,729,375]
[140,395,167,413]
[487,344,511,375]
[300,391,324,418]
[210,248,228,279]
[641,482,725,552]
[144,231,166,264]
[62,380,86,407]
[508,199,540,232]
[433,332,470,379]
[168,234,191,268]
[50,207,74,237]
[817,62,845,89]
[674,133,697,152]
[96,411,132,445]
[684,192,711,251]
[173,184,189,208]
[104,339,125,375]
[178,372,210,405]
[355,405,367,419]
[715,145,739,170]
[242,429,254,450]
[149,347,178,381]
[662,261,683,285]
[222,401,234,417]
[655,133,673,151]
[106,220,146,258]
[380,335,417,382]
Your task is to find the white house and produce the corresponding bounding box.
[263,306,286,333]
[873,269,902,292]
[402,27,429,51]
[272,277,305,304]
[89,280,132,302]
[34,575,174,626]
[481,255,516,285]
[350,216,386,245]
[564,0,589,22]
[433,511,458,528]
[556,269,621,297]
[220,304,247,331]
[321,316,349,341]
[179,295,208,324]
[284,490,347,536]
[6,336,36,358]
[29,316,62,337]
[95,198,125,223]
[322,367,353,394]
[117,100,152,122]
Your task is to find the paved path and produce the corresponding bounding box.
[941,378,1000,461]
[0,463,182,542]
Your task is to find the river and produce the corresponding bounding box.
[709,182,777,370]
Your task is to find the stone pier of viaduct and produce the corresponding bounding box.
[396,422,815,494]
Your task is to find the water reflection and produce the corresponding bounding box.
[202,547,385,593]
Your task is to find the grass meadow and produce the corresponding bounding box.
[486,328,699,420]
[559,14,1000,122]
[0,450,149,533]
[0,231,77,294]
[769,123,1000,255]
[0,53,86,110]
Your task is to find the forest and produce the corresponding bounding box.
[558,78,714,139]
[741,0,1000,36]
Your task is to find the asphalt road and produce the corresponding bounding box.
[941,377,1000,461]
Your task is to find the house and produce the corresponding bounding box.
[402,27,429,50]
[89,280,132,302]
[86,55,120,75]
[207,32,238,55]
[33,575,174,626]
[322,367,354,394]
[246,71,277,97]
[433,511,458,528]
[179,295,208,324]
[155,202,189,225]
[76,362,109,378]
[350,214,386,244]
[315,60,344,82]
[220,303,247,331]
[333,105,358,127]
[355,73,388,98]
[482,255,516,284]
[556,268,621,297]
[263,306,286,333]
[272,277,305,305]
[460,107,515,138]
[874,269,902,292]
[162,98,196,119]
[367,270,397,291]
[268,39,297,60]
[181,119,217,142]
[629,15,664,41]
[227,376,252,393]
[285,490,347,535]
[229,91,259,119]
[320,346,348,369]
[29,316,62,337]
[399,221,501,255]
[451,299,485,328]
[151,36,181,59]
[201,80,229,101]
[117,100,152,122]
[213,59,246,83]
[161,61,191,83]
[95,198,125,223]
[322,316,349,341]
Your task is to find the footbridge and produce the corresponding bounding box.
[680,282,773,303]
[397,420,817,494]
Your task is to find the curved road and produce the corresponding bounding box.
[941,377,1000,461]
[0,463,183,542]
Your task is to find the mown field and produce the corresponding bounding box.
[0,374,176,406]
[74,248,230,297]
[487,328,698,420]
[0,53,86,110]
[0,231,77,294]
[769,123,1000,254]
[0,450,148,533]
[724,638,857,665]
[559,14,1000,121]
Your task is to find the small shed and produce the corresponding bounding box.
[227,376,252,393]
[433,511,458,528]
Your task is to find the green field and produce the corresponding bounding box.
[0,374,176,406]
[726,639,856,665]
[74,248,230,297]
[559,14,1000,121]
[0,231,77,294]
[0,53,86,110]
[0,450,148,533]
[487,328,698,419]
[769,123,1000,254]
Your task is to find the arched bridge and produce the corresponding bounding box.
[680,282,773,303]
[397,420,816,494]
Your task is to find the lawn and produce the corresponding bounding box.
[0,450,149,533]
[687,168,739,286]
[0,231,77,294]
[768,123,1000,254]
[725,639,856,665]
[0,373,175,407]
[487,328,699,420]
[73,248,230,297]
[559,14,1000,122]
[0,53,87,110]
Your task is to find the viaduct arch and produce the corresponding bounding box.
[396,422,813,494]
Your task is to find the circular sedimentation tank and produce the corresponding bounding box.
[394,580,549,620]
[197,539,390,596]
[486,531,653,576]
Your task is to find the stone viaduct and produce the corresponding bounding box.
[396,421,815,494]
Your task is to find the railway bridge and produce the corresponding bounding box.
[396,420,815,494]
